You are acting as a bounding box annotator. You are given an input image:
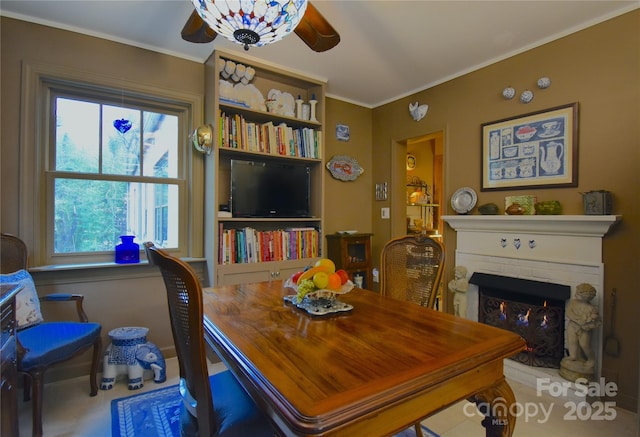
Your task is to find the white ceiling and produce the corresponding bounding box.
[1,1,638,108]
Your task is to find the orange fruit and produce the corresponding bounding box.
[314,258,336,273]
[327,273,342,290]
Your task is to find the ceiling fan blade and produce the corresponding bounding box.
[181,10,217,43]
[294,2,340,52]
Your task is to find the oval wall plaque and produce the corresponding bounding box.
[326,155,364,181]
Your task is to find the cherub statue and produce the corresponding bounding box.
[560,283,602,381]
[449,266,469,318]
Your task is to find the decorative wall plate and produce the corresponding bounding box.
[451,187,477,214]
[326,155,364,181]
[406,154,416,169]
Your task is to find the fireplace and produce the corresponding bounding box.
[442,215,619,389]
[471,272,570,368]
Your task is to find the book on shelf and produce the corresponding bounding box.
[218,226,319,264]
[217,110,321,159]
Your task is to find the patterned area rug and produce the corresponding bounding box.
[111,377,439,437]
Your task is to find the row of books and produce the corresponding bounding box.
[218,226,319,265]
[218,111,322,159]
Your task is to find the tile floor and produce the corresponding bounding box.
[18,357,638,437]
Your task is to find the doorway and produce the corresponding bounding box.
[390,131,444,240]
[390,130,446,309]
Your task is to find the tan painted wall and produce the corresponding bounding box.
[371,10,639,410]
[323,100,373,235]
[1,17,206,379]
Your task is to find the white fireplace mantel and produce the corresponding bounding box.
[441,214,621,392]
[442,215,621,237]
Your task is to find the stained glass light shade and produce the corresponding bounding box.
[192,0,308,50]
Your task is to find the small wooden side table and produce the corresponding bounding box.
[326,233,373,289]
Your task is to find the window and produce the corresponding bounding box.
[52,94,182,256]
[21,64,203,266]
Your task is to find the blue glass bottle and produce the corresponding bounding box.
[115,235,140,264]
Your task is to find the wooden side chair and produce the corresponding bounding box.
[0,233,102,437]
[380,234,445,436]
[380,234,445,309]
[144,242,275,436]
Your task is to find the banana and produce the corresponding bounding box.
[296,265,331,285]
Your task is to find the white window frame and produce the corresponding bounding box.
[19,61,204,267]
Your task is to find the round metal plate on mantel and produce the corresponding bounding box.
[451,187,477,214]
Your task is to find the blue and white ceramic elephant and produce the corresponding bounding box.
[100,327,166,390]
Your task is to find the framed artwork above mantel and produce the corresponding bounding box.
[481,103,578,191]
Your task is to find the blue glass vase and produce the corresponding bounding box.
[115,235,140,264]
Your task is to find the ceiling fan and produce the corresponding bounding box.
[181,1,340,52]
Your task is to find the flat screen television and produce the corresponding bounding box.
[230,159,312,218]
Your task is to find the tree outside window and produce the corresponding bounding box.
[53,95,181,255]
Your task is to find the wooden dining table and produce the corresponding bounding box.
[202,280,526,437]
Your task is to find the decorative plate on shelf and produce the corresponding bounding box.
[451,187,477,214]
[267,89,295,117]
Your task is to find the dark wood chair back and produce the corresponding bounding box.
[1,233,28,273]
[144,242,216,435]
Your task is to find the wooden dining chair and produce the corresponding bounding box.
[0,233,102,437]
[144,242,275,436]
[380,234,445,309]
[380,234,445,437]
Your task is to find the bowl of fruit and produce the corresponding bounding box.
[283,258,355,316]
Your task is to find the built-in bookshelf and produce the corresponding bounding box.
[204,49,326,286]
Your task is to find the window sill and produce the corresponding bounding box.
[28,258,208,286]
[29,258,207,273]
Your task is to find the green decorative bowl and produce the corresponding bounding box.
[478,203,499,215]
[534,200,562,215]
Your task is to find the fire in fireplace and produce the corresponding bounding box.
[470,273,571,368]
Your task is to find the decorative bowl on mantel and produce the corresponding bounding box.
[478,203,500,215]
[535,200,562,215]
[505,203,526,215]
[505,195,536,215]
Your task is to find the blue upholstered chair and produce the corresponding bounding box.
[0,233,102,437]
[144,242,275,436]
